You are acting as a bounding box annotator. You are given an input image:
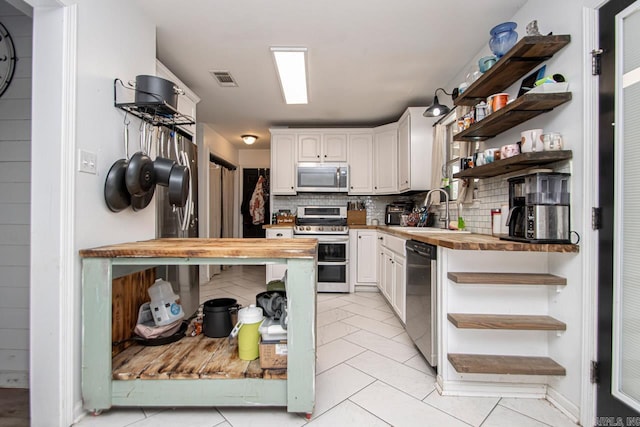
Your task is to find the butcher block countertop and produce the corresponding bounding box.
[79,238,318,259]
[349,225,579,253]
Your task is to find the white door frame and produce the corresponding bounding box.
[28,0,78,425]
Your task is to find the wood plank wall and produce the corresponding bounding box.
[0,2,32,389]
[112,268,156,357]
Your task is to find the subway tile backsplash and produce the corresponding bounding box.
[272,161,570,235]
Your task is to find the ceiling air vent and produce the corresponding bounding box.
[210,70,238,87]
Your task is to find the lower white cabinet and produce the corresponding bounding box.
[265,227,293,283]
[349,229,378,292]
[377,233,406,323]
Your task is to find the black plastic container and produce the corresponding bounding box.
[202,298,239,338]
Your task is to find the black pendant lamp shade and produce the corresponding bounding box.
[423,88,453,117]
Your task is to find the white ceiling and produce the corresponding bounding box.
[134,0,527,149]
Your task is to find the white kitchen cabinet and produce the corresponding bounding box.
[373,123,398,194]
[377,232,407,323]
[297,133,347,162]
[392,254,405,323]
[265,227,294,283]
[156,61,200,136]
[349,229,378,293]
[270,132,296,195]
[348,133,374,194]
[397,107,433,192]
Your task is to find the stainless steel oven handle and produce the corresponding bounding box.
[318,261,349,266]
[315,236,349,242]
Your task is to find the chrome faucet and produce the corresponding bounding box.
[424,189,450,229]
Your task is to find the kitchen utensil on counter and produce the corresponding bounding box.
[230,305,264,361]
[520,129,544,152]
[133,75,183,110]
[543,132,564,151]
[489,21,518,58]
[104,122,131,212]
[202,298,240,338]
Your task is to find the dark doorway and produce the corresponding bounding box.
[597,0,640,422]
[241,168,270,238]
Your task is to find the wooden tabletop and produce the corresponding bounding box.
[79,238,318,259]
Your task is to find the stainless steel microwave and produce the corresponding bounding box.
[295,163,349,192]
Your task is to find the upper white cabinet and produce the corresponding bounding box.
[397,107,433,192]
[270,132,297,195]
[373,123,398,194]
[348,132,374,195]
[297,132,347,162]
[156,61,200,136]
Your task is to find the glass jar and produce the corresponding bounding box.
[489,22,518,58]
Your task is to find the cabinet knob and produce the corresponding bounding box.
[405,180,408,184]
[276,233,283,237]
[350,186,354,189]
[317,155,320,158]
[378,237,383,240]
[358,236,362,239]
[374,186,378,189]
[291,186,294,189]
[324,154,327,158]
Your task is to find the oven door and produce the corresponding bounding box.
[299,234,350,293]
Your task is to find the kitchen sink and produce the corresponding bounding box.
[388,226,471,234]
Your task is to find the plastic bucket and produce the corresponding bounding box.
[202,298,239,338]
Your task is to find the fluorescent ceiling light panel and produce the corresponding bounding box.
[271,47,308,104]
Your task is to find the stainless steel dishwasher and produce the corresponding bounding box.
[405,240,437,367]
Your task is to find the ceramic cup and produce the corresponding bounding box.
[520,128,544,152]
[500,143,520,159]
[489,93,509,113]
[484,148,499,164]
[542,132,564,151]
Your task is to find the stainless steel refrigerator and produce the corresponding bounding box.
[155,130,199,317]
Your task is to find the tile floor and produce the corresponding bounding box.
[73,265,579,427]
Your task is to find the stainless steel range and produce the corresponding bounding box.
[294,206,349,293]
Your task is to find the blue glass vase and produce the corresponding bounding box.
[489,22,518,58]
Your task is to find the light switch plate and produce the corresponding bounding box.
[79,149,97,174]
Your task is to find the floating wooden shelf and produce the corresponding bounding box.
[447,272,567,286]
[454,93,572,142]
[454,35,571,107]
[448,353,566,376]
[453,150,572,179]
[447,313,566,331]
[112,335,286,380]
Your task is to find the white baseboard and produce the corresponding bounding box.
[354,284,379,293]
[436,375,547,398]
[546,385,580,423]
[0,371,29,388]
[73,400,86,424]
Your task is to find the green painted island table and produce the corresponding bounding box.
[80,238,318,416]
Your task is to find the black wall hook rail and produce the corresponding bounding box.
[113,78,195,127]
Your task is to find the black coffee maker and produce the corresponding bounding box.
[502,172,571,244]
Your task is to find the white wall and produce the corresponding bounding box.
[29,0,156,424]
[239,149,270,168]
[442,0,592,418]
[0,0,31,389]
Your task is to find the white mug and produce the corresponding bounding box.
[520,129,544,153]
[542,132,564,151]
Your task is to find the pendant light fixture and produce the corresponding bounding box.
[241,135,258,145]
[423,88,453,117]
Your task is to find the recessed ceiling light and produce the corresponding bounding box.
[270,47,308,104]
